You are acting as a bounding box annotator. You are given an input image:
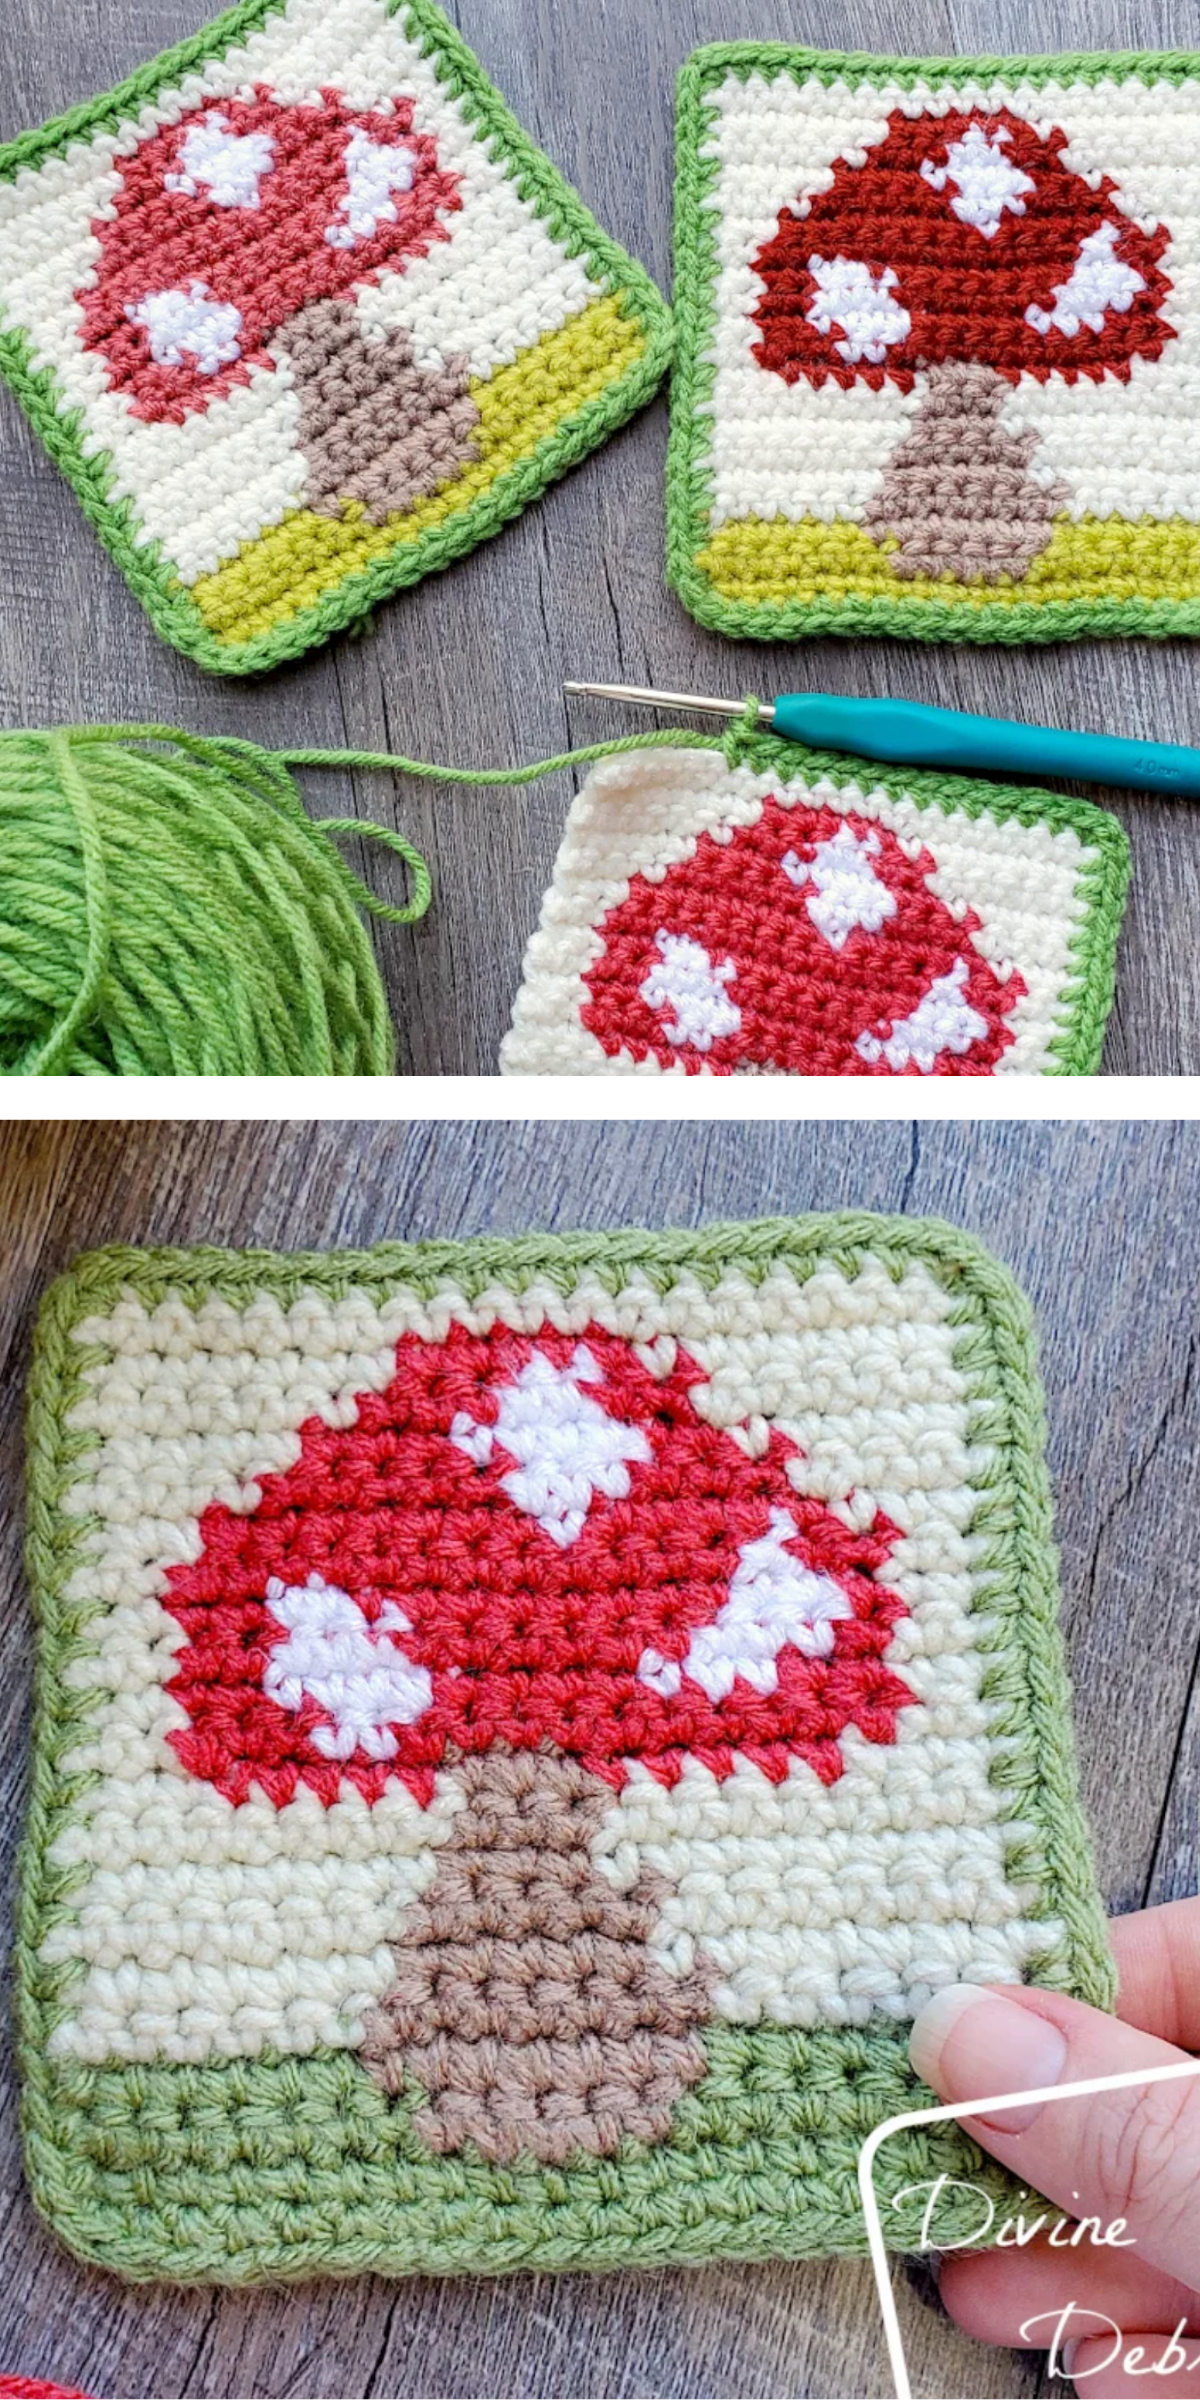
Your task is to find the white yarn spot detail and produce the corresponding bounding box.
[637,1506,853,1704]
[781,825,898,951]
[126,281,244,375]
[164,112,276,209]
[326,125,418,249]
[262,1573,433,1761]
[919,123,1034,239]
[449,1343,652,1549]
[1024,219,1146,338]
[805,255,911,365]
[855,956,990,1074]
[640,930,741,1049]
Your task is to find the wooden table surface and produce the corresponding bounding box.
[1,1117,1197,2397]
[3,0,1200,1076]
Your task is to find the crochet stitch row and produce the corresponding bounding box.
[667,44,1200,643]
[501,721,1129,1077]
[0,0,671,675]
[20,1218,1113,2279]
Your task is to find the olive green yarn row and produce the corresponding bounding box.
[665,44,1200,646]
[19,1216,1114,2280]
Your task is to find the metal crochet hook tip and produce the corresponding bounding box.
[563,680,775,725]
[564,677,1200,800]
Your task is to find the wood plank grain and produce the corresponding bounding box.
[0,1118,1196,2398]
[2,0,1198,1070]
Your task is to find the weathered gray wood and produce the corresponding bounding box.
[0,1119,1197,2397]
[2,0,1198,1071]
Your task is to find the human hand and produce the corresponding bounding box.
[908,1897,1200,2394]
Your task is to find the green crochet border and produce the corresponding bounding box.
[19,1218,1114,2282]
[667,44,1200,646]
[0,0,672,678]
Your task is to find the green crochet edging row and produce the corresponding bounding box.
[684,40,1200,87]
[665,43,1200,647]
[20,1215,1113,2280]
[0,0,672,679]
[715,716,1130,1076]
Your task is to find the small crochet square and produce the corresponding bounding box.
[21,1221,1111,2282]
[668,45,1200,643]
[0,0,670,675]
[500,732,1128,1076]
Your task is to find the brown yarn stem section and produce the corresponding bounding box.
[359,1749,715,2164]
[863,359,1067,584]
[282,296,481,526]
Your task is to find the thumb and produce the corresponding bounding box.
[909,1984,1200,2292]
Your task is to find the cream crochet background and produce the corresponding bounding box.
[44,1260,1066,2065]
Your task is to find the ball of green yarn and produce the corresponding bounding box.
[0,726,431,1076]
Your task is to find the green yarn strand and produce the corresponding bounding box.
[307,821,432,927]
[276,728,704,786]
[0,722,713,1078]
[35,730,113,1075]
[0,726,434,1078]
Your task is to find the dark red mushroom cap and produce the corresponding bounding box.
[80,86,463,421]
[753,105,1173,389]
[581,799,1024,1076]
[163,1322,917,1808]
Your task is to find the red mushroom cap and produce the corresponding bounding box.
[81,86,462,421]
[752,105,1173,390]
[163,1322,917,1809]
[581,799,1024,1076]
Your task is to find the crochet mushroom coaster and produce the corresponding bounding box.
[0,0,670,675]
[21,1220,1112,2283]
[501,728,1129,1077]
[667,44,1200,643]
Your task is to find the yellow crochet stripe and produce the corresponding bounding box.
[191,295,644,646]
[698,514,1200,607]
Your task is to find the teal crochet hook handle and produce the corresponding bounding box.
[773,693,1200,798]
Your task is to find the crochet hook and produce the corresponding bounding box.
[562,680,1200,800]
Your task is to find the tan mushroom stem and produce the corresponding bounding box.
[281,296,481,527]
[863,359,1067,583]
[360,1747,715,2164]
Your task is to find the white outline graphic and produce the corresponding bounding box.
[859,2057,1200,2400]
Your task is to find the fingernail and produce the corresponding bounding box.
[1060,2340,1080,2380]
[910,1985,1069,2133]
